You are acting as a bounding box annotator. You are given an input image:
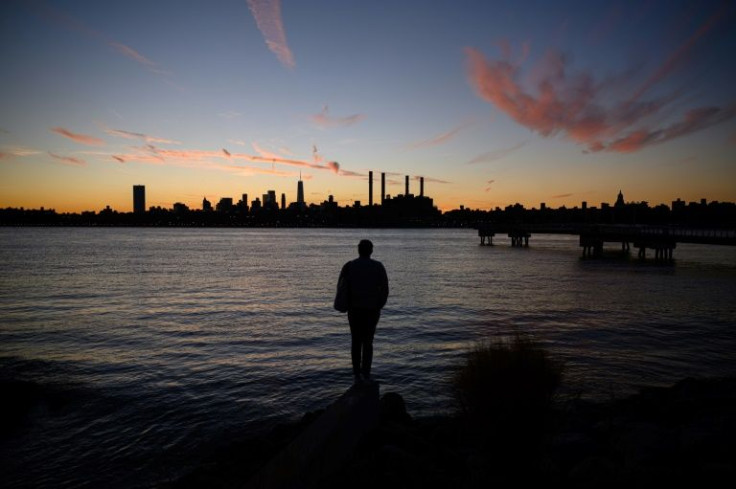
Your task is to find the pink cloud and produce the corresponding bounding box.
[468,142,525,164]
[311,105,366,128]
[48,152,86,166]
[112,143,349,175]
[465,39,736,154]
[596,105,736,153]
[408,122,472,149]
[252,142,283,160]
[104,128,180,144]
[326,161,340,174]
[246,0,295,69]
[51,127,105,146]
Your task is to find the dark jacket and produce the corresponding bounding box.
[339,256,389,310]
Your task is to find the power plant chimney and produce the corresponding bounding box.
[369,171,373,206]
[405,175,409,196]
[381,172,386,205]
[420,176,424,197]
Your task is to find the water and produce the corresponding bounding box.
[1,227,735,487]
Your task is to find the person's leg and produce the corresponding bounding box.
[348,310,362,379]
[360,310,380,379]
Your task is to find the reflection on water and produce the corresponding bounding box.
[1,227,735,487]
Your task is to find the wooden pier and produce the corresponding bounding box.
[478,223,735,261]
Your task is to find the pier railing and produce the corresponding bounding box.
[477,223,736,246]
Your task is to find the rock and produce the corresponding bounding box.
[569,456,619,485]
[380,392,412,425]
[546,431,598,472]
[615,422,674,468]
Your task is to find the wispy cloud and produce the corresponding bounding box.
[484,179,495,192]
[468,142,526,164]
[597,105,736,153]
[35,2,175,82]
[408,122,472,149]
[246,0,295,69]
[2,146,42,157]
[550,193,573,199]
[112,143,345,175]
[219,111,243,119]
[627,3,731,104]
[228,139,247,146]
[48,152,86,166]
[252,141,284,160]
[465,6,736,155]
[311,105,365,128]
[104,128,180,144]
[412,175,452,184]
[51,127,105,146]
[110,42,156,68]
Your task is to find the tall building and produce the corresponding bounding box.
[216,197,233,212]
[297,174,305,208]
[281,193,286,210]
[381,173,386,205]
[133,185,145,214]
[405,175,409,196]
[420,176,424,197]
[615,190,625,208]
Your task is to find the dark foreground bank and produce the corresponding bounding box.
[169,376,736,488]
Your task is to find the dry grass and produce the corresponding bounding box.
[452,335,563,448]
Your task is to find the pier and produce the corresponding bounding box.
[477,223,736,261]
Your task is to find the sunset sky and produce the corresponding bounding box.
[2,0,735,213]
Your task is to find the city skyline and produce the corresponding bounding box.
[2,1,736,213]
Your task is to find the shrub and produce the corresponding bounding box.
[452,335,563,445]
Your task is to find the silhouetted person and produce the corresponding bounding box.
[335,239,389,384]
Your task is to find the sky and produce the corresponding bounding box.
[1,0,735,213]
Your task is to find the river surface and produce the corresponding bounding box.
[1,227,735,487]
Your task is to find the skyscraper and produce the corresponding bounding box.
[297,174,305,209]
[381,173,386,205]
[133,185,145,214]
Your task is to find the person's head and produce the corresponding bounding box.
[358,239,373,258]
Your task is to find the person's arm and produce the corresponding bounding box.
[334,262,351,312]
[379,263,389,309]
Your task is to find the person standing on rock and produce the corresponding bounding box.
[334,239,389,384]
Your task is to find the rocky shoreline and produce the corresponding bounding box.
[172,376,736,488]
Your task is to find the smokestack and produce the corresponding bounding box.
[369,171,373,206]
[381,172,386,205]
[420,177,424,197]
[405,175,409,196]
